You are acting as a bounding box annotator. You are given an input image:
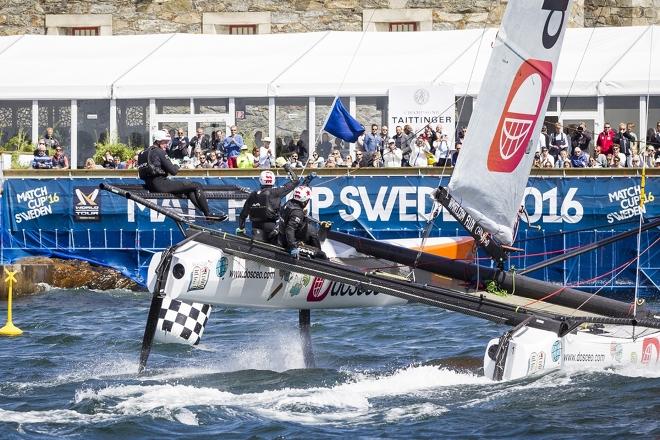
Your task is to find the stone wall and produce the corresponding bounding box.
[0,1,657,36]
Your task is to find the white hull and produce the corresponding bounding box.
[145,235,660,381]
[146,240,407,309]
[484,325,660,380]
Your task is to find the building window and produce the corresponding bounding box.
[235,98,269,150]
[389,22,417,32]
[117,99,149,149]
[202,12,271,34]
[560,97,598,111]
[65,27,100,36]
[362,9,432,32]
[604,96,639,140]
[647,96,660,138]
[77,100,110,168]
[156,99,190,115]
[38,100,71,152]
[275,98,308,159]
[45,14,112,36]
[194,98,229,114]
[0,101,32,148]
[316,97,350,158]
[229,25,257,35]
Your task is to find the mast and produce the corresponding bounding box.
[436,0,574,262]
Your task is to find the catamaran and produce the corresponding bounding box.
[102,0,660,381]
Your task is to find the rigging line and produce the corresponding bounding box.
[408,25,489,272]
[633,161,648,316]
[109,33,177,99]
[523,235,660,312]
[0,34,25,58]
[571,236,659,318]
[527,7,607,193]
[597,25,653,86]
[431,28,488,83]
[557,6,605,124]
[302,10,376,179]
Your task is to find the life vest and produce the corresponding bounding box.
[249,188,279,223]
[137,146,165,179]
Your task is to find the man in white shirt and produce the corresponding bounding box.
[539,146,555,167]
[383,139,403,168]
[258,137,275,168]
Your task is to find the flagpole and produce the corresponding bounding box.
[319,96,338,139]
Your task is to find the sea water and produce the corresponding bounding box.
[0,289,658,439]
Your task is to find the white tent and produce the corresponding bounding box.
[0,26,657,99]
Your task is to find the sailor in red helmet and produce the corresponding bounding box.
[278,185,326,259]
[237,168,302,243]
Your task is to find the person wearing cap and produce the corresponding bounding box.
[137,130,226,221]
[383,138,402,168]
[236,143,255,169]
[31,140,53,169]
[258,137,275,168]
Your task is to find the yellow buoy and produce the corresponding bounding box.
[0,267,23,336]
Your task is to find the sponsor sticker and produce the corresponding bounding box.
[216,256,228,278]
[641,337,659,365]
[74,187,101,221]
[610,342,623,363]
[306,277,330,302]
[189,264,210,291]
[487,60,552,173]
[551,340,561,363]
[14,185,60,224]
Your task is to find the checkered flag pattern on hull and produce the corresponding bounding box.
[153,297,212,346]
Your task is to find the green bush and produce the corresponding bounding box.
[93,140,141,163]
[10,151,31,169]
[2,131,35,152]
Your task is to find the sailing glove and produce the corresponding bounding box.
[290,248,301,259]
[301,172,317,186]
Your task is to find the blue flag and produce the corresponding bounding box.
[323,98,365,143]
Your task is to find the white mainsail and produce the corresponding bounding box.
[447,0,573,245]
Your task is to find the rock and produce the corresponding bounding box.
[2,257,142,295]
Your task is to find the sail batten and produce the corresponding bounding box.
[448,0,574,246]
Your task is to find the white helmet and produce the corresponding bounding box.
[153,130,171,143]
[293,186,312,204]
[259,170,275,186]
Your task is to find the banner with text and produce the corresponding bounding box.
[388,84,455,143]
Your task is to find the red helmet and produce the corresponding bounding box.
[293,186,312,203]
[259,170,275,186]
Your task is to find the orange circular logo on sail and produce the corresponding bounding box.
[487,59,553,172]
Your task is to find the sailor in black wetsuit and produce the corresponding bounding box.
[137,130,226,221]
[236,169,300,243]
[278,185,326,259]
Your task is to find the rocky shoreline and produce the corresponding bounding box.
[0,257,143,299]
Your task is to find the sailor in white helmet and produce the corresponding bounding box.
[237,166,315,243]
[137,130,227,221]
[278,185,326,259]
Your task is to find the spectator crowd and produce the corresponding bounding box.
[31,119,660,171]
[533,121,660,169]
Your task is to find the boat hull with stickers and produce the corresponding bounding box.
[100,0,660,380]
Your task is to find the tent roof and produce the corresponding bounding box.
[0,26,657,99]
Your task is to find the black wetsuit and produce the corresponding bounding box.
[137,145,211,217]
[238,179,298,242]
[278,199,324,258]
